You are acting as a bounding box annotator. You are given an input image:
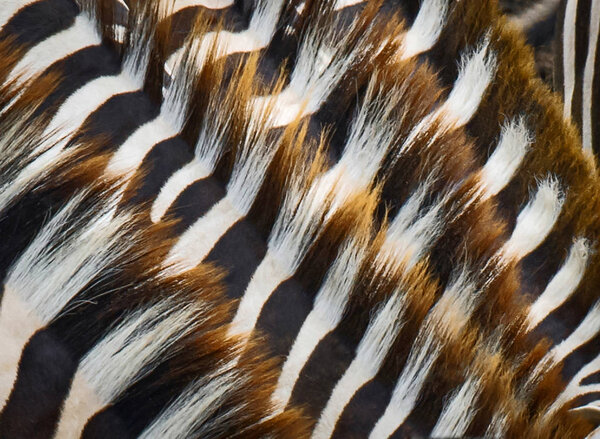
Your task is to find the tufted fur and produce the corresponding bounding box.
[0,0,599,438]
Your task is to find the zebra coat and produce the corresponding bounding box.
[0,0,599,438]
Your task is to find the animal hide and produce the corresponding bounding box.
[0,0,599,438]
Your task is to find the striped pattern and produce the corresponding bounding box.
[555,0,600,158]
[0,0,599,438]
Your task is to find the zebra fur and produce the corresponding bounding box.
[0,0,599,438]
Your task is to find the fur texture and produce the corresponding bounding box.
[0,0,599,438]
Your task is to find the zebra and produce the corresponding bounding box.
[0,0,599,438]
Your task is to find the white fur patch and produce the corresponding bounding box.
[4,192,132,323]
[228,70,401,342]
[400,38,497,155]
[312,289,408,439]
[139,361,242,439]
[478,117,532,200]
[253,8,376,128]
[369,272,477,438]
[380,179,449,272]
[227,169,337,342]
[399,0,449,60]
[8,14,101,87]
[271,236,366,413]
[150,65,234,222]
[166,0,284,74]
[501,178,564,262]
[173,0,234,13]
[38,72,140,158]
[151,159,213,222]
[562,0,578,119]
[162,103,280,270]
[582,0,600,154]
[485,412,510,439]
[545,328,600,419]
[228,251,290,339]
[541,301,600,373]
[107,35,201,178]
[163,195,244,273]
[430,375,482,438]
[435,36,496,129]
[55,301,202,438]
[527,238,590,332]
[0,288,42,409]
[105,113,180,177]
[0,192,134,409]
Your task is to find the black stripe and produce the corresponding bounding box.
[572,0,592,132]
[205,219,267,301]
[592,25,600,155]
[0,329,78,439]
[0,0,78,47]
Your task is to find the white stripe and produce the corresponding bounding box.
[228,251,290,338]
[0,192,133,409]
[150,72,233,222]
[226,169,338,343]
[139,362,242,439]
[501,178,564,262]
[0,288,42,410]
[511,0,562,30]
[228,70,401,342]
[42,72,140,153]
[582,0,600,154]
[7,15,101,87]
[225,167,339,342]
[55,301,201,439]
[334,0,365,9]
[435,36,496,129]
[400,39,496,155]
[253,7,376,128]
[563,0,578,119]
[105,113,180,177]
[161,104,280,268]
[379,119,527,277]
[163,195,244,273]
[19,0,158,166]
[399,0,449,60]
[0,109,76,215]
[107,34,202,178]
[430,375,481,438]
[311,290,407,439]
[0,150,73,214]
[478,117,532,200]
[150,159,213,222]
[173,0,233,13]
[369,272,477,438]
[545,346,600,419]
[485,412,509,439]
[271,237,366,413]
[34,0,156,152]
[538,301,600,375]
[526,238,590,332]
[166,0,284,75]
[380,181,448,272]
[4,193,130,323]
